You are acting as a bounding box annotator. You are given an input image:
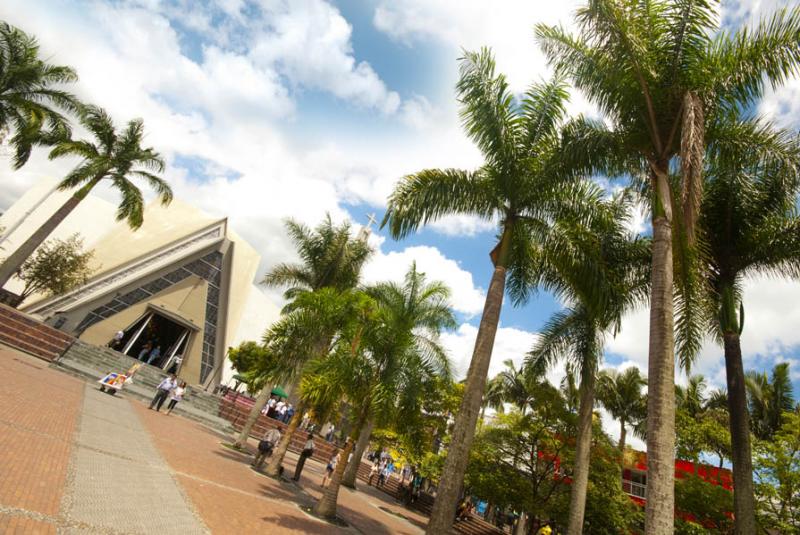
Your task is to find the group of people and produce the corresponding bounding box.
[261,396,295,423]
[148,374,186,414]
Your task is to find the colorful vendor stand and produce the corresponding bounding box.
[98,363,142,395]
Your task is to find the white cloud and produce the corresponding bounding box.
[248,0,400,114]
[429,215,496,237]
[362,245,486,316]
[440,322,540,380]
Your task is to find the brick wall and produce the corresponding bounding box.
[0,304,74,361]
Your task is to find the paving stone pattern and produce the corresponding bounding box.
[61,384,208,534]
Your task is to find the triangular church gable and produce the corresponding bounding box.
[75,250,224,383]
[25,220,226,317]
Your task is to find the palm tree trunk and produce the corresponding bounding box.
[618,419,627,457]
[566,371,596,535]
[0,192,84,288]
[644,166,676,535]
[426,262,508,535]
[342,417,373,489]
[265,400,305,477]
[232,387,272,449]
[723,332,757,535]
[314,409,364,520]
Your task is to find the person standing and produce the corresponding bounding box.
[325,423,335,442]
[300,411,311,430]
[138,340,153,361]
[165,381,186,414]
[284,403,295,424]
[292,436,315,481]
[321,452,340,488]
[252,427,281,471]
[108,330,124,349]
[149,374,176,411]
[146,345,162,365]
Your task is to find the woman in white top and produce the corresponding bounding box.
[166,381,186,414]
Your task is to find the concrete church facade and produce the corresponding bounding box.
[0,180,281,388]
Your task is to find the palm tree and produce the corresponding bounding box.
[382,49,592,534]
[698,139,800,526]
[0,22,80,169]
[231,216,371,473]
[480,373,506,425]
[308,265,453,519]
[0,105,171,288]
[536,4,800,531]
[746,363,796,441]
[341,262,456,488]
[675,375,708,419]
[497,359,538,414]
[596,367,646,456]
[526,193,650,535]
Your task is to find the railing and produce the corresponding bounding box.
[622,479,646,498]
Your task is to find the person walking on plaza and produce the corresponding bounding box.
[252,427,281,471]
[165,381,186,414]
[149,374,176,411]
[368,461,380,486]
[292,436,315,481]
[321,452,340,488]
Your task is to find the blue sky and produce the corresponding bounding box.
[2,0,799,444]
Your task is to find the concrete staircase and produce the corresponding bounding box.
[353,461,505,535]
[54,340,233,433]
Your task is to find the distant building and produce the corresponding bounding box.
[0,180,281,388]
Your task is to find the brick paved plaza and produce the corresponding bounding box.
[0,344,430,534]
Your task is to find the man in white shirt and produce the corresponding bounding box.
[149,375,177,412]
[252,427,281,471]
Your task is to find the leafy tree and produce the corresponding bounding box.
[550,435,643,535]
[480,373,506,425]
[0,105,172,288]
[227,341,277,393]
[674,474,734,533]
[0,21,80,169]
[747,363,797,440]
[753,411,800,532]
[382,47,596,533]
[466,404,572,527]
[537,3,800,531]
[596,367,647,455]
[16,233,93,300]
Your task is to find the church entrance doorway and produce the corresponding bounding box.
[119,309,193,372]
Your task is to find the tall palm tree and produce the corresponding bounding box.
[382,49,593,534]
[698,138,800,526]
[536,4,800,531]
[526,193,650,535]
[746,363,797,441]
[0,105,171,288]
[308,265,454,519]
[341,263,456,488]
[596,367,647,456]
[231,216,370,473]
[0,21,80,169]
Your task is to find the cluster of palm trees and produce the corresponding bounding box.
[0,21,172,290]
[381,2,800,534]
[229,216,456,520]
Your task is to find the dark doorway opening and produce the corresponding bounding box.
[119,311,191,369]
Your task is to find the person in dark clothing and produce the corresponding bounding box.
[292,437,315,481]
[149,375,176,411]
